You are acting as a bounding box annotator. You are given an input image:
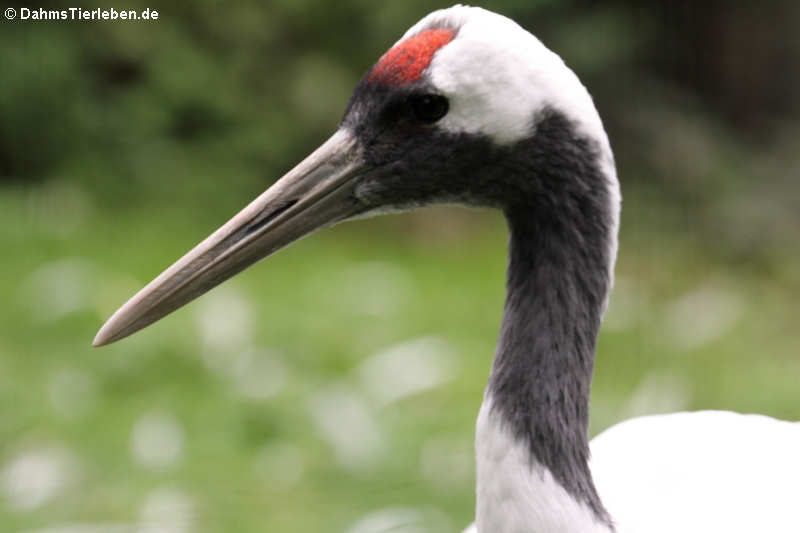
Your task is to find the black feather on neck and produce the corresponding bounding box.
[489,109,616,527]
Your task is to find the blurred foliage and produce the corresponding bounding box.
[1,1,799,532]
[2,0,799,240]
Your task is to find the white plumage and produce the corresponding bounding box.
[591,411,800,532]
[463,409,800,533]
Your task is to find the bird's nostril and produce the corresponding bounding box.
[245,199,298,236]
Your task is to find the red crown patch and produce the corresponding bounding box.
[368,28,456,85]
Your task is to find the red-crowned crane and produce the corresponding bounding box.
[95,6,800,533]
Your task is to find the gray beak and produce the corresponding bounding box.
[94,130,365,346]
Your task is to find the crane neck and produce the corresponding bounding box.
[475,113,618,532]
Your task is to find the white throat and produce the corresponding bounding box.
[475,395,613,533]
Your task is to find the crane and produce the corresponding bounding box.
[95,6,800,533]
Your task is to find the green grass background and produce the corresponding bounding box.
[1,187,798,532]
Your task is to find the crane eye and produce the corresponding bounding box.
[409,93,449,123]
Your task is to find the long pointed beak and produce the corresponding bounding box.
[94,130,365,347]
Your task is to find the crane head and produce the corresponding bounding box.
[94,5,617,346]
